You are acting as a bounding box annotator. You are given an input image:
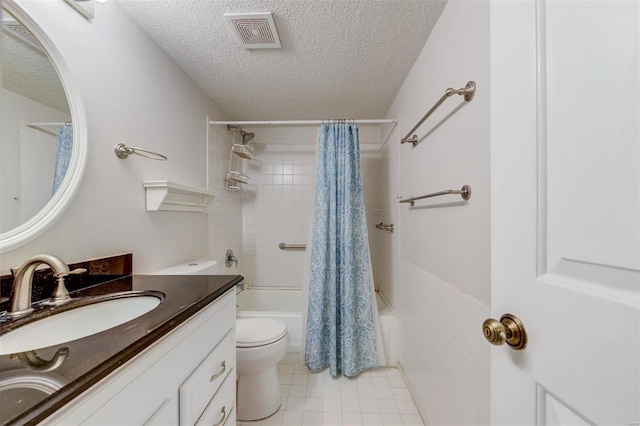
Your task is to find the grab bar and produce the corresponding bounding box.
[375,222,395,233]
[278,243,306,250]
[399,185,472,207]
[401,81,476,146]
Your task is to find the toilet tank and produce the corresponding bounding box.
[152,258,218,275]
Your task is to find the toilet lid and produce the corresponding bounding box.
[236,318,288,348]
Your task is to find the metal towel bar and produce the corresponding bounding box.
[114,143,167,161]
[279,243,306,250]
[401,81,476,146]
[399,185,472,207]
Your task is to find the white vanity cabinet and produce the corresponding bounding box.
[43,289,236,426]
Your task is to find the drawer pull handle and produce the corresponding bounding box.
[213,406,226,426]
[210,361,226,382]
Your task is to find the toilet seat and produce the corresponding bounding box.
[236,318,288,348]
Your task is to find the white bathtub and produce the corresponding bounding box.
[236,288,399,366]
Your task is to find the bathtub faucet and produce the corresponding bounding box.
[225,249,238,268]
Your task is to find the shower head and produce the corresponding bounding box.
[227,125,255,145]
[240,130,254,144]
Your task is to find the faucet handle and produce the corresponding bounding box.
[47,268,85,306]
[55,268,87,278]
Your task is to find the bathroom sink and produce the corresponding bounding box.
[0,291,164,356]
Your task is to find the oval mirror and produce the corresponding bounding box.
[1,0,87,253]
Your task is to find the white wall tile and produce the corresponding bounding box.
[390,262,491,425]
[240,143,383,288]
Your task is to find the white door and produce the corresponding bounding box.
[489,0,639,425]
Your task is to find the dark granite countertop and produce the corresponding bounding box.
[0,274,243,425]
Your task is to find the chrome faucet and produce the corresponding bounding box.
[6,254,85,319]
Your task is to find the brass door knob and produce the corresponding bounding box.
[482,313,527,350]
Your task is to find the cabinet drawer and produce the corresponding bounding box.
[143,397,178,425]
[180,329,236,425]
[194,373,235,426]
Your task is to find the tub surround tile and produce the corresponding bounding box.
[391,260,491,425]
[240,148,382,290]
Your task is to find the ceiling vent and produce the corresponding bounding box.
[224,12,282,49]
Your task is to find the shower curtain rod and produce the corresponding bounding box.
[24,122,71,137]
[209,119,398,126]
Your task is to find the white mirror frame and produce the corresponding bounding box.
[1,0,87,253]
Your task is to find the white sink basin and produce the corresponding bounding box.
[0,292,163,356]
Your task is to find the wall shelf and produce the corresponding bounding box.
[142,180,216,213]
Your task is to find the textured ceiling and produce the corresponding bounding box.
[118,0,447,120]
[1,18,69,113]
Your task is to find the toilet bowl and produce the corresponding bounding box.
[236,318,289,421]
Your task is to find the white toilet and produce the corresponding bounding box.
[153,258,290,421]
[151,257,219,276]
[236,317,289,421]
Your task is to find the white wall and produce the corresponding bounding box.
[237,127,385,288]
[381,1,491,424]
[1,88,70,232]
[0,0,240,274]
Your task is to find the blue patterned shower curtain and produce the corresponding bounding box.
[52,125,73,195]
[305,123,384,377]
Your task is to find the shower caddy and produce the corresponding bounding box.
[225,125,254,192]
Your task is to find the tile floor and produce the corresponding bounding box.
[236,364,424,426]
